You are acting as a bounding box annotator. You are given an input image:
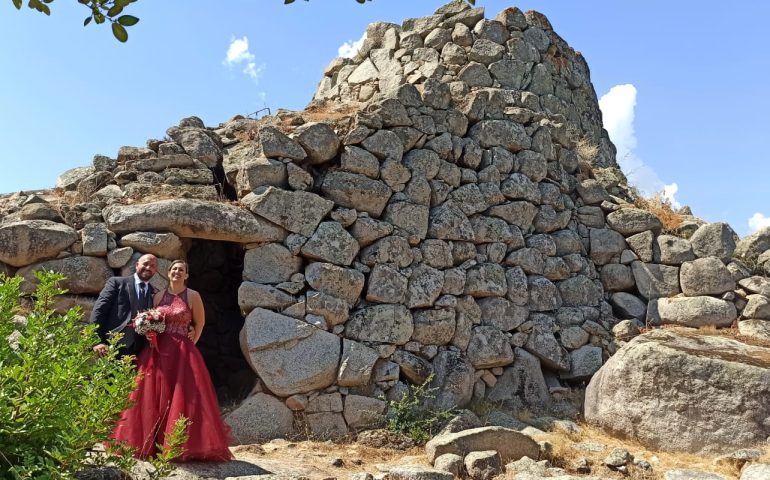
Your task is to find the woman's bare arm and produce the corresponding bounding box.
[189,289,205,344]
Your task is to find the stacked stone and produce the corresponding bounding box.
[592,204,770,345]
[3,1,770,444]
[226,2,632,439]
[60,116,226,215]
[313,1,618,170]
[596,204,770,337]
[0,2,642,440]
[725,227,770,340]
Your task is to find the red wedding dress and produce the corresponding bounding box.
[113,289,233,462]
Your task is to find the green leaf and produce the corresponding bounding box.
[111,22,128,42]
[83,16,92,26]
[117,14,139,26]
[12,0,22,8]
[106,4,123,17]
[28,0,50,15]
[284,0,295,3]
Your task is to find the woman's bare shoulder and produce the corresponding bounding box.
[187,288,202,300]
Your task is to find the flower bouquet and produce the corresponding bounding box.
[133,308,165,349]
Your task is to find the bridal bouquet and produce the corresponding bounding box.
[133,308,165,349]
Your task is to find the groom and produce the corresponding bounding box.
[91,253,159,358]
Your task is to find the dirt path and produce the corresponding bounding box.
[150,439,427,480]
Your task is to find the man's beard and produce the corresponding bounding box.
[137,270,154,281]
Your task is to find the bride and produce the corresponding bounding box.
[113,259,232,462]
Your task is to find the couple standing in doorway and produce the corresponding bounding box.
[91,254,233,462]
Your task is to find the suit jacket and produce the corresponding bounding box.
[91,275,155,356]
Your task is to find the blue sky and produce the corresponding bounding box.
[1,1,767,237]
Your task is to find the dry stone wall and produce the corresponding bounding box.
[2,1,770,443]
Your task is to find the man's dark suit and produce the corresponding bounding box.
[91,276,155,357]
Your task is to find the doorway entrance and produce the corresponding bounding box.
[186,239,255,405]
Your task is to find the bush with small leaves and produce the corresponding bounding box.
[0,271,187,479]
[386,375,456,445]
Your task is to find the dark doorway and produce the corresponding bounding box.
[186,239,255,405]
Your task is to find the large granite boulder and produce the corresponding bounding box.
[294,122,341,164]
[606,208,663,236]
[118,231,187,259]
[690,223,737,262]
[225,393,295,444]
[345,304,414,344]
[237,282,296,313]
[241,186,334,237]
[103,199,287,243]
[735,226,770,263]
[743,294,770,320]
[0,220,78,267]
[243,243,303,284]
[425,426,540,463]
[167,126,221,167]
[738,320,770,342]
[305,262,365,304]
[486,348,550,407]
[631,261,680,300]
[585,328,770,454]
[321,171,392,216]
[429,350,475,409]
[239,308,340,396]
[654,234,695,265]
[301,221,360,266]
[17,256,112,295]
[679,257,735,296]
[589,228,626,265]
[654,296,737,328]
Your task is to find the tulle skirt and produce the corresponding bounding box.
[113,333,233,462]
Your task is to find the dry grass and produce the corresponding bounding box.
[633,192,684,233]
[695,324,770,349]
[303,101,363,123]
[216,422,767,480]
[230,438,427,478]
[576,137,599,165]
[539,422,750,480]
[575,137,600,181]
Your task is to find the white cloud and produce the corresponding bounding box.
[748,213,770,233]
[225,37,254,65]
[242,62,264,81]
[662,183,681,209]
[338,32,367,58]
[599,84,681,207]
[224,36,265,83]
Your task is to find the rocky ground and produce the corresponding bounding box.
[129,421,768,480]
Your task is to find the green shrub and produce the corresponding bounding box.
[386,375,456,444]
[0,272,136,479]
[144,415,190,480]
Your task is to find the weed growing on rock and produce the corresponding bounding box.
[633,192,684,233]
[386,375,456,444]
[575,137,599,165]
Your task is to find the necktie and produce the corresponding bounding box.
[139,282,148,309]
